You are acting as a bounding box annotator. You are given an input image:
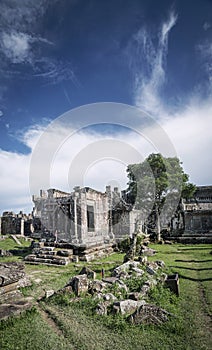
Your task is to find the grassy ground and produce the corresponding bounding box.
[0,237,212,349]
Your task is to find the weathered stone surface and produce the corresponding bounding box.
[0,298,33,320]
[0,249,13,257]
[102,277,119,284]
[102,293,117,302]
[112,261,142,277]
[57,250,73,257]
[128,303,170,325]
[146,266,156,275]
[45,289,55,298]
[95,302,108,315]
[155,260,165,268]
[113,299,146,315]
[79,266,96,280]
[68,274,89,296]
[164,273,180,296]
[128,292,141,301]
[89,280,107,294]
[139,245,156,256]
[17,276,32,288]
[131,267,145,276]
[0,262,25,287]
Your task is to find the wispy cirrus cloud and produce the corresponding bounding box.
[126,10,212,187]
[0,0,76,87]
[197,41,212,92]
[127,11,177,116]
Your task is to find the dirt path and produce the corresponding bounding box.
[36,303,64,337]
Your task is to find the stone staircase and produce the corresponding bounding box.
[24,243,73,266]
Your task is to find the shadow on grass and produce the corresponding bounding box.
[177,273,212,282]
[178,247,212,251]
[175,259,212,263]
[170,265,212,271]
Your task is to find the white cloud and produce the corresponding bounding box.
[1,31,31,64]
[127,10,212,189]
[203,22,211,31]
[0,0,75,86]
[197,41,212,90]
[162,99,212,185]
[128,11,177,116]
[1,97,212,215]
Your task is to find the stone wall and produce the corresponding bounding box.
[184,210,212,234]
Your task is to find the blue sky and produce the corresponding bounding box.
[0,0,212,213]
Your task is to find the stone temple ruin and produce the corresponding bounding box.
[1,185,212,262]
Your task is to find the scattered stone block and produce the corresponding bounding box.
[112,261,142,277]
[164,273,180,296]
[146,266,156,275]
[128,303,170,325]
[70,274,89,296]
[79,266,96,279]
[113,299,146,315]
[95,302,108,315]
[45,290,55,298]
[89,280,107,294]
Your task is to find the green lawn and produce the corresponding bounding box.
[0,239,212,350]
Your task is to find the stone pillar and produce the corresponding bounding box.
[106,186,114,239]
[72,192,80,244]
[20,219,24,236]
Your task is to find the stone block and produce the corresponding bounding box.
[79,266,96,279]
[71,274,89,296]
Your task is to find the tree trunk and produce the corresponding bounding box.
[155,205,161,242]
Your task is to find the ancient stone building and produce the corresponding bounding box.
[182,186,212,235]
[0,211,33,236]
[32,186,140,247]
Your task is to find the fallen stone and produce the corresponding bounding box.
[89,280,107,294]
[113,299,146,315]
[95,302,108,315]
[0,298,33,320]
[140,245,156,256]
[128,303,170,325]
[68,274,89,296]
[112,261,142,277]
[102,277,118,284]
[146,266,156,275]
[131,267,145,276]
[128,292,141,301]
[0,249,13,257]
[103,293,117,302]
[0,262,25,287]
[155,260,165,268]
[45,290,55,298]
[79,266,96,280]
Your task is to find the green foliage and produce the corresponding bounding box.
[148,283,178,311]
[118,234,144,254]
[118,236,131,252]
[1,244,212,350]
[125,274,147,292]
[47,292,72,307]
[126,153,196,239]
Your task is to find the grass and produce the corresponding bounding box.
[0,239,212,349]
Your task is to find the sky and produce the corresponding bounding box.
[0,0,212,214]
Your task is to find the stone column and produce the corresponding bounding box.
[20,219,24,236]
[106,186,114,239]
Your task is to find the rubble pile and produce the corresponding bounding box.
[48,254,174,325]
[0,262,32,320]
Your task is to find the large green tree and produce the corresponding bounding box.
[126,153,196,241]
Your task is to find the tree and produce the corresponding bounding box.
[126,153,196,241]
